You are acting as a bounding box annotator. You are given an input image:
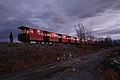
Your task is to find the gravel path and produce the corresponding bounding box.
[0,49,110,80]
[43,49,109,80]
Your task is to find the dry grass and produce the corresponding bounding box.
[96,47,120,80]
[0,42,114,76]
[97,69,118,80]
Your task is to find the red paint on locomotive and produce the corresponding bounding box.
[18,26,44,43]
[49,32,59,42]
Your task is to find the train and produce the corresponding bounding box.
[18,26,96,44]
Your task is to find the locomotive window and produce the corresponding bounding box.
[71,38,73,39]
[37,30,43,35]
[66,37,69,39]
[58,36,61,38]
[30,30,33,34]
[49,33,52,37]
[21,29,29,34]
[37,32,40,35]
[77,38,79,41]
[21,30,24,33]
[53,33,56,37]
[26,30,29,34]
[71,37,75,40]
[29,29,33,34]
[40,33,43,36]
[68,37,70,39]
[50,33,53,37]
[22,29,26,33]
[54,33,58,37]
[37,30,41,35]
[63,36,67,39]
[47,34,50,36]
[51,33,58,37]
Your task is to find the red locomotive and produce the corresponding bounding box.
[18,26,95,44]
[18,26,44,43]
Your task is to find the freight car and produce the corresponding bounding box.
[18,26,95,44]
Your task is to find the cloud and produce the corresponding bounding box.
[80,9,120,39]
[0,0,120,42]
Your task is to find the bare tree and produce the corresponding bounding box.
[85,30,92,40]
[105,35,112,44]
[74,23,95,42]
[74,23,86,42]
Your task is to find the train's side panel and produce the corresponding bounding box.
[71,39,76,43]
[61,35,69,43]
[81,39,85,44]
[43,31,49,42]
[62,39,69,43]
[29,28,44,41]
[58,34,62,43]
[77,38,80,44]
[18,34,29,42]
[69,36,75,43]
[49,37,59,42]
[49,32,59,42]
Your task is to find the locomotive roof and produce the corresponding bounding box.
[18,26,30,29]
[18,26,44,31]
[18,26,78,38]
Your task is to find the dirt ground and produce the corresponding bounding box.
[43,49,110,80]
[0,49,112,80]
[0,42,105,76]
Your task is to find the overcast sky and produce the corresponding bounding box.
[0,0,120,42]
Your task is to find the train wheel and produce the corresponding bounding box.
[22,41,28,43]
[39,42,42,44]
[36,41,39,44]
[48,42,49,44]
[44,42,46,44]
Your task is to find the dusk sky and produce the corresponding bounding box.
[0,0,120,42]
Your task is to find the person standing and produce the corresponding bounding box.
[9,32,13,43]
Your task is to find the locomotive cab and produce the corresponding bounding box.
[18,26,29,34]
[18,26,30,43]
[18,26,44,43]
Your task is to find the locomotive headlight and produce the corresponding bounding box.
[27,30,29,34]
